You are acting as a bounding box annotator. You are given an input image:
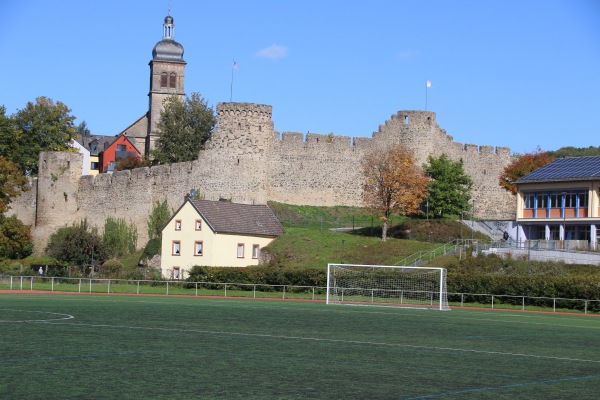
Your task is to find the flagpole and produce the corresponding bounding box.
[425,84,428,110]
[230,62,234,102]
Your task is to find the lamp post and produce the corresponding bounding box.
[561,191,567,247]
[471,200,475,242]
[341,240,345,264]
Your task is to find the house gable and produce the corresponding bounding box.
[160,198,284,278]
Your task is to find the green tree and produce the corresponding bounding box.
[548,146,600,158]
[115,153,148,171]
[11,96,77,175]
[423,154,473,218]
[0,106,18,162]
[362,144,429,241]
[152,92,216,164]
[76,120,90,141]
[0,215,33,260]
[499,147,554,195]
[102,217,138,259]
[46,220,104,265]
[147,200,171,240]
[0,156,29,214]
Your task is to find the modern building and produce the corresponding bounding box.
[160,198,285,279]
[515,156,600,249]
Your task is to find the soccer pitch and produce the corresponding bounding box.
[1,294,599,399]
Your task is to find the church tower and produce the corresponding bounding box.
[146,15,186,155]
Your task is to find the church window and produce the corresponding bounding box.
[161,72,168,88]
[170,73,177,88]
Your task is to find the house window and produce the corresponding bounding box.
[579,191,588,207]
[252,244,259,259]
[537,193,548,208]
[550,193,560,208]
[117,144,126,152]
[175,220,181,230]
[170,73,177,88]
[161,72,168,87]
[172,241,181,255]
[90,162,99,170]
[195,241,203,256]
[524,193,535,209]
[237,243,245,258]
[195,219,202,231]
[173,267,180,280]
[564,192,577,208]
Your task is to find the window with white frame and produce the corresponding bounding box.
[195,241,203,256]
[195,219,202,231]
[173,267,180,280]
[237,243,244,258]
[252,244,259,259]
[172,241,181,255]
[175,220,182,230]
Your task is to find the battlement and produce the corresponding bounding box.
[217,102,272,121]
[389,110,437,126]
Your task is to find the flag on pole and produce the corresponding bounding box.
[233,60,238,70]
[426,80,431,88]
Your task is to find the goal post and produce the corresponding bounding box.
[326,263,450,311]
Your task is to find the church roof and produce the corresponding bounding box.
[152,15,184,62]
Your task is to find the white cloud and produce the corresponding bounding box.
[256,44,288,59]
[397,50,420,61]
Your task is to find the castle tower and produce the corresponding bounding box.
[146,15,186,155]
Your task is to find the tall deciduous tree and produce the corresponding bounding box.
[362,145,429,241]
[102,217,138,259]
[147,200,171,240]
[152,92,216,164]
[46,220,104,266]
[0,156,29,214]
[423,154,473,218]
[0,215,33,260]
[499,147,554,195]
[11,97,77,175]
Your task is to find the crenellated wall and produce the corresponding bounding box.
[10,103,515,254]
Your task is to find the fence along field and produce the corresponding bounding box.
[2,275,599,314]
[0,294,599,399]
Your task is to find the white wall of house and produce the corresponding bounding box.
[160,202,277,279]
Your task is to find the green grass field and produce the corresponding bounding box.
[1,294,599,399]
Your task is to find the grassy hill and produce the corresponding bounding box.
[263,202,488,269]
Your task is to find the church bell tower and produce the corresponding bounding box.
[146,15,186,155]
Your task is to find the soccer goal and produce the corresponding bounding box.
[326,264,450,310]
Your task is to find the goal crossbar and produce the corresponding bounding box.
[326,263,449,311]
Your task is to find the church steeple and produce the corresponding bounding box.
[146,14,187,155]
[163,15,174,39]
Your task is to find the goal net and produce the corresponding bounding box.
[326,264,450,310]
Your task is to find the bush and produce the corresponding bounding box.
[143,237,162,259]
[186,265,327,287]
[101,259,123,278]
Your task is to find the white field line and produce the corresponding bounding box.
[33,320,600,364]
[0,309,74,323]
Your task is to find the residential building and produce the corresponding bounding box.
[515,156,600,249]
[160,198,285,279]
[98,135,141,173]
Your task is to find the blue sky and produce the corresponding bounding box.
[1,0,599,154]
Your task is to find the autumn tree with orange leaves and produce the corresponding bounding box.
[362,145,429,241]
[499,147,554,195]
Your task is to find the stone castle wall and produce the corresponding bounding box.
[11,102,515,253]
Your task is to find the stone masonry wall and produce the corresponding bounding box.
[10,103,515,254]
